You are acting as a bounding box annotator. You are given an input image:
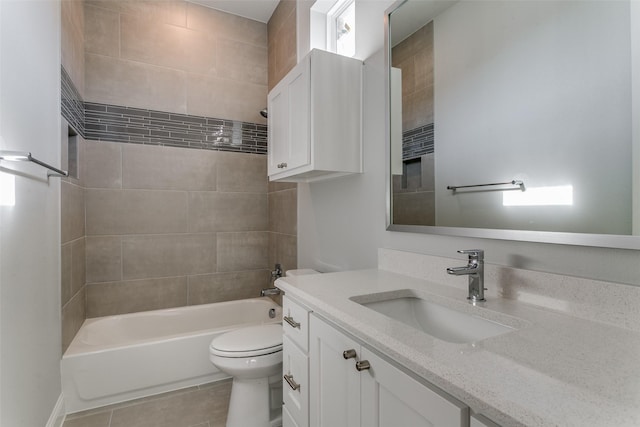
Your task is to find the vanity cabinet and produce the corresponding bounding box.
[282,297,312,427]
[267,49,362,182]
[309,314,469,427]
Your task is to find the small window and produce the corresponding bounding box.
[328,0,356,57]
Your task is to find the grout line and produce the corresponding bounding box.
[107,410,113,427]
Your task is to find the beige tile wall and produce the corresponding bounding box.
[61,0,86,354]
[268,181,297,280]
[84,141,274,317]
[267,1,299,280]
[62,0,85,98]
[84,0,268,124]
[61,139,87,353]
[267,0,297,91]
[391,21,434,131]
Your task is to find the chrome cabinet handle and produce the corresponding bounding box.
[343,349,357,359]
[284,374,300,391]
[284,316,300,329]
[355,360,371,371]
[277,162,288,169]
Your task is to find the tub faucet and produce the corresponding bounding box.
[261,264,284,296]
[446,249,486,303]
[260,287,281,296]
[271,263,283,281]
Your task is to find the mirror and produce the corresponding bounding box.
[385,0,640,249]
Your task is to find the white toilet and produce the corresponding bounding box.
[209,323,283,427]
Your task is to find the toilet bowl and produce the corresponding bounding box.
[210,323,283,427]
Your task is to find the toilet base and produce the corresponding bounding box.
[226,377,274,427]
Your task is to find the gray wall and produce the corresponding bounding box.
[0,1,63,425]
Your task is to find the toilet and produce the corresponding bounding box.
[209,323,283,427]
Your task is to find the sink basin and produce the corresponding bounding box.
[351,292,514,344]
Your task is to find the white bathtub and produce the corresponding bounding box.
[61,297,282,413]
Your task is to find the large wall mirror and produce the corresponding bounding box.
[385,0,640,249]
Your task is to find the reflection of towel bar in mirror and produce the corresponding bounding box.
[0,151,68,177]
[447,180,524,192]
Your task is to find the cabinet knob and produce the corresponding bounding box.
[355,360,371,371]
[284,374,301,391]
[277,162,289,169]
[343,349,357,359]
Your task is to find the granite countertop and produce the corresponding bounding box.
[275,269,640,427]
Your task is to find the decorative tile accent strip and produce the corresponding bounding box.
[60,66,267,155]
[403,123,434,161]
[84,103,268,155]
[61,66,85,137]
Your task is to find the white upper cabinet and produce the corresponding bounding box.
[268,49,363,182]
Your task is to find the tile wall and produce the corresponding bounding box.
[391,20,435,226]
[61,0,87,354]
[84,102,267,154]
[391,20,434,133]
[84,0,268,124]
[59,0,299,348]
[83,141,274,317]
[267,0,297,91]
[267,0,298,298]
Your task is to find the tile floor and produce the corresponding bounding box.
[62,379,231,427]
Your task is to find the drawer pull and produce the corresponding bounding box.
[284,374,301,391]
[356,360,371,371]
[343,349,357,359]
[284,316,301,329]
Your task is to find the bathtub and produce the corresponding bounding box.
[61,297,282,413]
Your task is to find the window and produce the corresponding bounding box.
[331,0,355,57]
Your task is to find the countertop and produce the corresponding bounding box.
[275,269,640,427]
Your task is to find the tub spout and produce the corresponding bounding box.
[260,287,281,297]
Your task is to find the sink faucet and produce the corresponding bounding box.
[446,250,486,303]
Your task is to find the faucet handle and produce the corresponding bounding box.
[457,249,484,260]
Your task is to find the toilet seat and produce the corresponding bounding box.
[210,323,283,358]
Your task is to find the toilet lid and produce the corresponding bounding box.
[210,324,282,358]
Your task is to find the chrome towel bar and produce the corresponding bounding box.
[0,150,68,177]
[447,180,524,192]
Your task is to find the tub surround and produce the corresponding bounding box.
[275,249,640,427]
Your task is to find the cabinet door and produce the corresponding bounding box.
[268,81,288,175]
[283,335,309,427]
[267,58,310,177]
[286,58,310,171]
[360,348,469,427]
[309,315,360,427]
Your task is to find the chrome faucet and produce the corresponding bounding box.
[446,250,486,303]
[261,263,284,297]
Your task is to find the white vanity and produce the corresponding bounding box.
[276,249,640,427]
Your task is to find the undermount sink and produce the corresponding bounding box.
[351,291,515,344]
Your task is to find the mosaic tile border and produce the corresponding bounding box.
[403,123,434,161]
[84,103,267,155]
[61,67,267,155]
[61,66,85,138]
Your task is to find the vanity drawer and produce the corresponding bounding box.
[283,296,310,352]
[283,334,309,427]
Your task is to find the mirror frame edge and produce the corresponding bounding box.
[383,0,640,251]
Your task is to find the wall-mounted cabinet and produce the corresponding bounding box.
[268,49,362,183]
